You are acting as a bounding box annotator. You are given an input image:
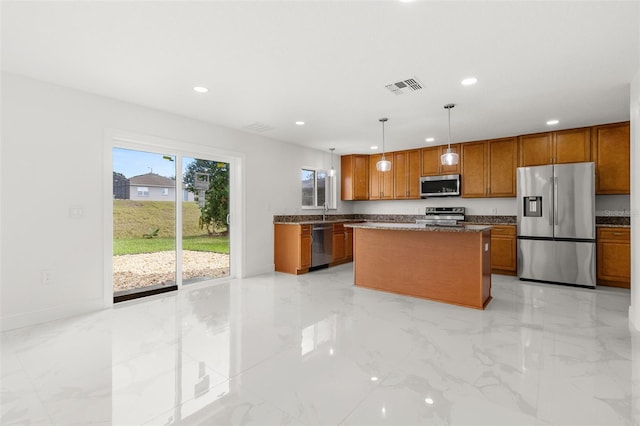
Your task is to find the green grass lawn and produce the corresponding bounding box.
[114,235,229,256]
[113,199,229,255]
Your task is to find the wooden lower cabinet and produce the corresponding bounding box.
[597,227,630,288]
[332,223,354,264]
[345,227,353,259]
[275,222,355,275]
[274,224,311,274]
[490,225,517,275]
[332,223,346,262]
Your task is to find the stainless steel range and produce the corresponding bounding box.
[416,207,465,226]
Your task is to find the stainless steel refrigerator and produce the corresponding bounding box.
[516,162,596,288]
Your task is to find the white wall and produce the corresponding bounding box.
[630,67,640,332]
[0,72,351,330]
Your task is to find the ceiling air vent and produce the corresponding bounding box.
[243,122,274,133]
[385,77,424,95]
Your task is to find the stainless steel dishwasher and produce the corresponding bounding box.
[311,225,333,268]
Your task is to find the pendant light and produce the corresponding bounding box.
[376,117,391,172]
[328,147,336,177]
[441,103,459,166]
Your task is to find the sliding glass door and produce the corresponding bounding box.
[181,157,230,284]
[112,148,231,301]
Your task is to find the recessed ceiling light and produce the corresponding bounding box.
[425,137,435,143]
[295,121,305,126]
[546,119,559,125]
[370,145,379,150]
[425,398,434,405]
[461,77,478,86]
[193,86,208,93]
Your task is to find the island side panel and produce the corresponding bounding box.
[353,228,491,309]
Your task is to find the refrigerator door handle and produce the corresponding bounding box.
[554,177,559,225]
[549,177,554,226]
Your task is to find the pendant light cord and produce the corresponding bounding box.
[447,107,451,149]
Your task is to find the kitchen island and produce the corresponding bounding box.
[345,222,493,309]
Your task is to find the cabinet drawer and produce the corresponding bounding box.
[333,223,345,233]
[491,225,516,236]
[597,227,629,241]
[300,224,312,236]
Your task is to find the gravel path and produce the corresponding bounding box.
[113,250,229,292]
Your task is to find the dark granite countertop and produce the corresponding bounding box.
[345,222,492,233]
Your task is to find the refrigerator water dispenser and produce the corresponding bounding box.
[523,196,542,217]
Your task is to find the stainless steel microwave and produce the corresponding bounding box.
[420,174,461,198]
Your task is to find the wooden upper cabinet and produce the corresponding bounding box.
[461,141,487,197]
[341,154,369,200]
[393,149,421,199]
[461,137,516,198]
[369,154,394,200]
[518,132,553,166]
[554,127,591,164]
[519,129,591,166]
[421,144,460,176]
[592,122,630,194]
[488,137,517,197]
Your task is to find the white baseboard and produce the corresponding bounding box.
[630,306,640,333]
[1,298,105,332]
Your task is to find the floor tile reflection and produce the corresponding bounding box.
[1,264,637,425]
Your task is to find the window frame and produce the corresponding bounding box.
[301,168,336,210]
[137,186,149,197]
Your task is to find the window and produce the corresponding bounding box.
[137,186,149,197]
[301,168,336,209]
[162,188,169,196]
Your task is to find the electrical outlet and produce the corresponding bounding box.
[491,207,498,214]
[69,205,84,219]
[41,269,54,285]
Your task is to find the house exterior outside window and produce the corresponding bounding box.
[137,186,149,197]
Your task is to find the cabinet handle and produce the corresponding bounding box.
[613,232,624,236]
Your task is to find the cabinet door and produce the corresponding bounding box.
[369,154,393,199]
[332,230,345,261]
[461,141,487,197]
[592,122,630,194]
[393,149,420,199]
[554,127,591,164]
[440,144,461,174]
[407,149,421,198]
[369,155,382,200]
[341,154,370,200]
[421,146,441,176]
[488,137,517,197]
[518,132,552,166]
[345,228,354,259]
[597,228,630,287]
[490,226,516,274]
[393,151,408,199]
[299,225,312,269]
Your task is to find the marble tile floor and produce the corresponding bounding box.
[1,264,638,425]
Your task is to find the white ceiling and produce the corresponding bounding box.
[2,1,638,155]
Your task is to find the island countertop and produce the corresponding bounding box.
[345,222,492,232]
